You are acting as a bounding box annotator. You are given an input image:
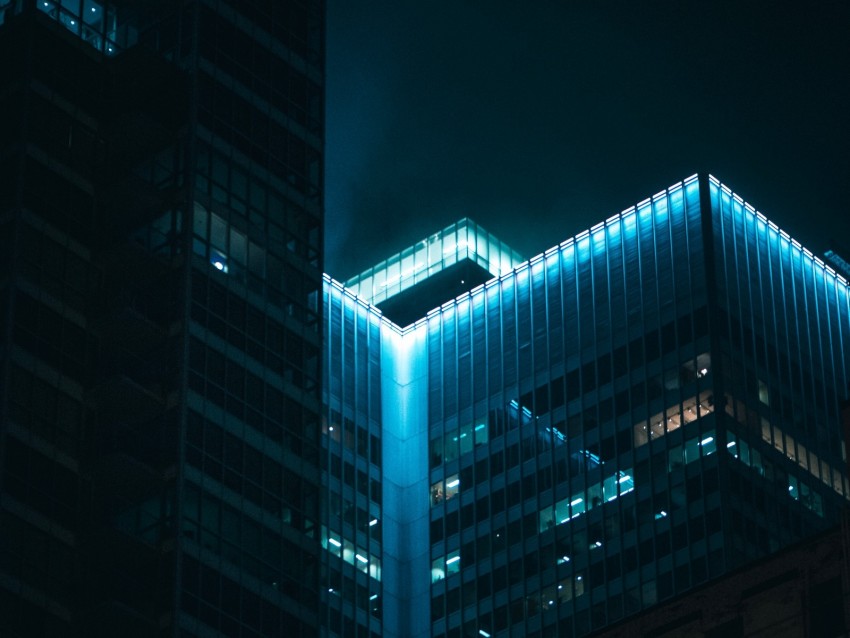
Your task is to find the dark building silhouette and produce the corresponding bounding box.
[322,175,850,637]
[0,1,323,636]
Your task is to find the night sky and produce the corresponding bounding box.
[324,1,850,281]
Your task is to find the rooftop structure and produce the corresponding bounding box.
[344,218,524,327]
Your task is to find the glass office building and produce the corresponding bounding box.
[0,1,323,636]
[323,174,850,637]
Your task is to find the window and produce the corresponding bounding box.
[431,550,460,583]
[431,474,460,506]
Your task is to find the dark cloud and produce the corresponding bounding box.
[326,0,850,279]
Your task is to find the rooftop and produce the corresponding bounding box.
[343,218,524,327]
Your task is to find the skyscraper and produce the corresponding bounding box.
[0,1,324,635]
[322,174,850,638]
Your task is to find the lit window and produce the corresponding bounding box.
[430,474,460,506]
[430,557,445,583]
[211,250,228,273]
[445,550,460,576]
[788,476,799,500]
[445,474,460,500]
[430,480,444,506]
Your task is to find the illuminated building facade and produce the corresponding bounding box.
[0,1,323,636]
[322,220,525,637]
[323,174,850,638]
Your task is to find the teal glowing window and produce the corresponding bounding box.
[37,0,125,55]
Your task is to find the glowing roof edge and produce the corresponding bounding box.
[342,217,525,307]
[327,174,849,327]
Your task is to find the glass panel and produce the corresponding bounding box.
[474,420,488,446]
[668,445,683,470]
[431,557,445,583]
[700,433,716,456]
[248,242,265,276]
[570,495,586,518]
[684,437,700,464]
[788,475,799,500]
[458,423,473,456]
[443,432,458,463]
[210,213,227,250]
[633,421,648,447]
[431,480,444,506]
[230,228,247,264]
[603,475,618,502]
[444,474,460,501]
[354,548,369,573]
[445,550,460,576]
